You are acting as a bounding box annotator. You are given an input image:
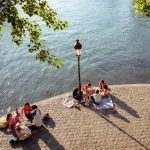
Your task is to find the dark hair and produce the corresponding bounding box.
[96,90,99,94]
[32,110,36,116]
[88,83,91,87]
[16,126,21,132]
[24,102,30,106]
[100,80,105,84]
[103,84,108,90]
[7,113,12,121]
[32,105,38,110]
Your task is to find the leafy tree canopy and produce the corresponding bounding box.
[134,0,150,16]
[0,0,68,68]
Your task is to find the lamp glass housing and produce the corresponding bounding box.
[75,49,81,56]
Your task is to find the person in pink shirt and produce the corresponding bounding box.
[7,113,20,131]
[82,83,95,97]
[82,83,91,92]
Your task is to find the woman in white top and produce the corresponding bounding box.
[32,110,43,127]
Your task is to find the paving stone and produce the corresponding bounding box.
[0,85,150,150]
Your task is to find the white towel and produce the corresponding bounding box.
[94,96,113,110]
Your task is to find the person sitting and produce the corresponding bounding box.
[101,84,110,98]
[92,90,101,105]
[31,105,41,115]
[82,83,92,94]
[15,125,32,141]
[73,86,83,103]
[82,83,95,98]
[21,103,33,122]
[98,80,106,91]
[28,109,43,130]
[82,83,91,91]
[99,80,111,92]
[6,113,20,132]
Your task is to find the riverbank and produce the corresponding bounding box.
[0,84,150,150]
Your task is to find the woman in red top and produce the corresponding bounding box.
[21,103,33,122]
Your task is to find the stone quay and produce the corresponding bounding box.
[0,84,150,150]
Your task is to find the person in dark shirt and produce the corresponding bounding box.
[73,87,83,103]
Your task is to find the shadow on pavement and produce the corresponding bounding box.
[82,100,130,123]
[83,104,149,150]
[98,108,130,123]
[99,112,149,150]
[111,95,140,118]
[11,127,65,150]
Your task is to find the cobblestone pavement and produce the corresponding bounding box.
[0,84,150,150]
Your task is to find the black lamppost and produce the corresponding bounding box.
[74,40,82,95]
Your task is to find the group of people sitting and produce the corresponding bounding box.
[4,80,114,144]
[73,80,113,106]
[6,103,47,143]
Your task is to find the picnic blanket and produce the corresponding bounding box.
[63,96,79,108]
[94,96,114,110]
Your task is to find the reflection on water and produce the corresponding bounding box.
[0,0,150,110]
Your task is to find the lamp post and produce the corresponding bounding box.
[74,40,82,96]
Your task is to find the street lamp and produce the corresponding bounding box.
[74,40,82,95]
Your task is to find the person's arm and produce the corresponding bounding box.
[108,87,111,91]
[7,120,12,132]
[21,108,24,115]
[102,90,109,98]
[32,118,36,125]
[98,82,101,89]
[29,106,33,111]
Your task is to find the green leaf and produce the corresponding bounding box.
[134,0,150,16]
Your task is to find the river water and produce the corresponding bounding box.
[0,0,150,111]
